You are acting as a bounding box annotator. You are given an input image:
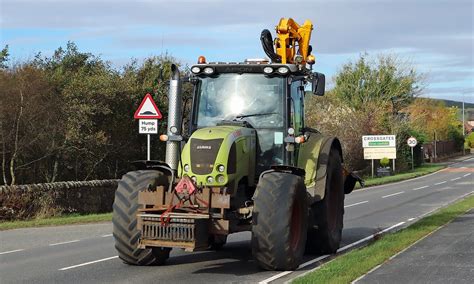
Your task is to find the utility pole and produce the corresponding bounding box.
[462,97,465,155]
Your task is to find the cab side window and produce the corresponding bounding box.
[290,80,304,134]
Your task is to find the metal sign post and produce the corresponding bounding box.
[147,134,151,161]
[407,136,418,171]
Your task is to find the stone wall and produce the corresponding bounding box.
[0,180,118,221]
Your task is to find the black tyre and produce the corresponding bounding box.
[113,170,171,265]
[306,148,344,254]
[252,172,308,270]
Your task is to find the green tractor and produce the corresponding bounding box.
[112,18,362,270]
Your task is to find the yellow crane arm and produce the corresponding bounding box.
[274,18,313,64]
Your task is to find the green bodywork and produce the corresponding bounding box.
[298,132,342,202]
[179,125,256,190]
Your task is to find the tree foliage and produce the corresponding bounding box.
[306,54,425,171]
[0,42,188,185]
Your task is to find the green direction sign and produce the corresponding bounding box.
[368,141,390,146]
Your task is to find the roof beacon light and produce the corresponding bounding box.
[197,56,206,64]
[307,54,316,65]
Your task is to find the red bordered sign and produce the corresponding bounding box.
[134,93,162,119]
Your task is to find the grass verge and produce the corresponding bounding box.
[356,164,445,189]
[293,194,474,284]
[0,213,112,231]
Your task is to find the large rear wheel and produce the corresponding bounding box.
[113,170,171,265]
[306,148,344,254]
[252,172,308,270]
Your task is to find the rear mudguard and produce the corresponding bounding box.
[297,133,362,204]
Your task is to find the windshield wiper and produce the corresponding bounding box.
[234,112,277,119]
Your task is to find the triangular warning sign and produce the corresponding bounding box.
[134,93,162,119]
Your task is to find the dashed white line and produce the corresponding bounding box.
[463,173,472,177]
[412,185,428,191]
[344,200,369,208]
[451,177,461,181]
[59,256,118,271]
[434,181,447,185]
[407,218,415,221]
[382,191,404,198]
[0,249,24,255]
[49,240,80,246]
[101,234,113,238]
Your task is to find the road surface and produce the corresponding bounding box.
[1,157,473,284]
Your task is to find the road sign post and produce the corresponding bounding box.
[362,135,397,177]
[134,94,163,161]
[407,136,418,171]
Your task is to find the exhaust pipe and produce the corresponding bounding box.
[165,64,182,171]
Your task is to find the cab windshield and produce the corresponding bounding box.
[195,74,285,128]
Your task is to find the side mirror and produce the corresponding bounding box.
[312,72,325,96]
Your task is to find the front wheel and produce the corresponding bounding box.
[251,172,308,270]
[112,170,171,265]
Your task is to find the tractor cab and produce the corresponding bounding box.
[188,60,325,177]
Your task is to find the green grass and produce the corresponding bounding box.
[0,213,112,231]
[294,194,474,284]
[356,164,445,189]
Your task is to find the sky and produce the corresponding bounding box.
[1,0,473,103]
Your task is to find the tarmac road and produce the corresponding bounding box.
[1,156,473,284]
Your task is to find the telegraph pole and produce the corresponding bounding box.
[462,97,465,155]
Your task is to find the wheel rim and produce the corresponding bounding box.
[290,199,302,251]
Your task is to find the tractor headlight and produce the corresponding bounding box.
[203,67,214,74]
[191,66,201,74]
[278,67,289,74]
[217,164,225,173]
[184,164,190,172]
[206,176,214,184]
[263,67,273,74]
[216,175,225,184]
[191,176,197,183]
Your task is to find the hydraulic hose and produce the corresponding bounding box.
[260,29,281,63]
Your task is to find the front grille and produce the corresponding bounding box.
[190,138,223,175]
[142,218,195,242]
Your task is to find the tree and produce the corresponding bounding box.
[0,45,9,69]
[306,54,424,171]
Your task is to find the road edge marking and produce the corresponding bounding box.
[259,222,405,284]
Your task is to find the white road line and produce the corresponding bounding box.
[259,221,406,284]
[59,256,118,271]
[258,271,293,284]
[101,234,113,238]
[412,185,428,191]
[434,181,447,185]
[407,218,415,221]
[0,249,24,255]
[49,240,80,246]
[382,191,404,198]
[451,177,461,181]
[298,254,330,269]
[344,200,369,208]
[463,173,472,177]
